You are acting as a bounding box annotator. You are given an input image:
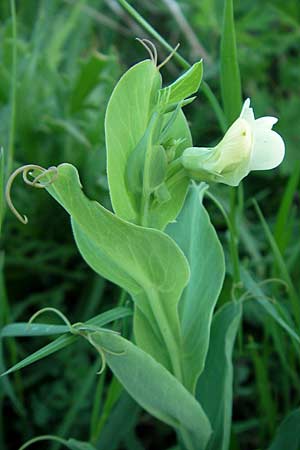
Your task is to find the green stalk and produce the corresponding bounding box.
[205,190,241,285]
[90,288,128,443]
[7,0,17,177]
[117,0,227,133]
[146,287,183,382]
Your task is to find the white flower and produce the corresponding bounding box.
[181,98,285,186]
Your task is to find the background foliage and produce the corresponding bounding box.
[0,0,300,449]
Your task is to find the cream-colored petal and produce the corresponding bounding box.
[215,118,252,171]
[250,125,285,170]
[255,116,278,130]
[240,98,255,125]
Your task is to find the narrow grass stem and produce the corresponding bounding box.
[117,0,227,132]
[7,0,17,178]
[205,190,241,286]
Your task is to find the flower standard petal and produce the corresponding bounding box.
[254,116,278,129]
[250,121,285,170]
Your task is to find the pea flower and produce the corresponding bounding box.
[181,98,285,186]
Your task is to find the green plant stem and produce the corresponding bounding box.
[229,187,241,283]
[253,200,300,327]
[51,362,98,450]
[90,287,128,443]
[205,190,240,286]
[90,368,106,442]
[7,0,17,178]
[201,82,227,133]
[146,287,183,382]
[117,0,227,132]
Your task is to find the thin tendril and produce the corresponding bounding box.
[18,435,68,450]
[87,332,125,375]
[27,308,125,376]
[87,333,107,374]
[136,37,156,64]
[5,164,58,224]
[28,307,74,333]
[231,281,244,302]
[141,38,158,65]
[157,43,180,70]
[232,278,288,303]
[22,166,58,188]
[256,278,289,291]
[240,292,276,305]
[72,322,120,335]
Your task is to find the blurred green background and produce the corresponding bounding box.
[0,1,299,449]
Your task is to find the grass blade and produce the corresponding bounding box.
[1,323,70,337]
[253,200,300,327]
[117,0,227,132]
[1,307,132,376]
[0,148,4,235]
[220,0,242,125]
[274,162,300,253]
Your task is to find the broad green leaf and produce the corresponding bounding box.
[125,113,167,199]
[268,408,300,450]
[159,60,203,105]
[70,52,107,113]
[45,163,189,374]
[105,59,161,223]
[1,307,131,376]
[96,331,212,450]
[166,184,225,392]
[220,0,242,124]
[105,59,192,229]
[196,301,242,450]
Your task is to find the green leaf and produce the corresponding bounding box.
[46,163,189,375]
[125,113,167,198]
[70,52,107,113]
[166,184,225,392]
[105,59,192,229]
[1,307,131,376]
[220,0,242,125]
[148,111,191,230]
[159,60,203,105]
[196,301,242,450]
[105,59,161,223]
[268,408,300,450]
[96,331,212,450]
